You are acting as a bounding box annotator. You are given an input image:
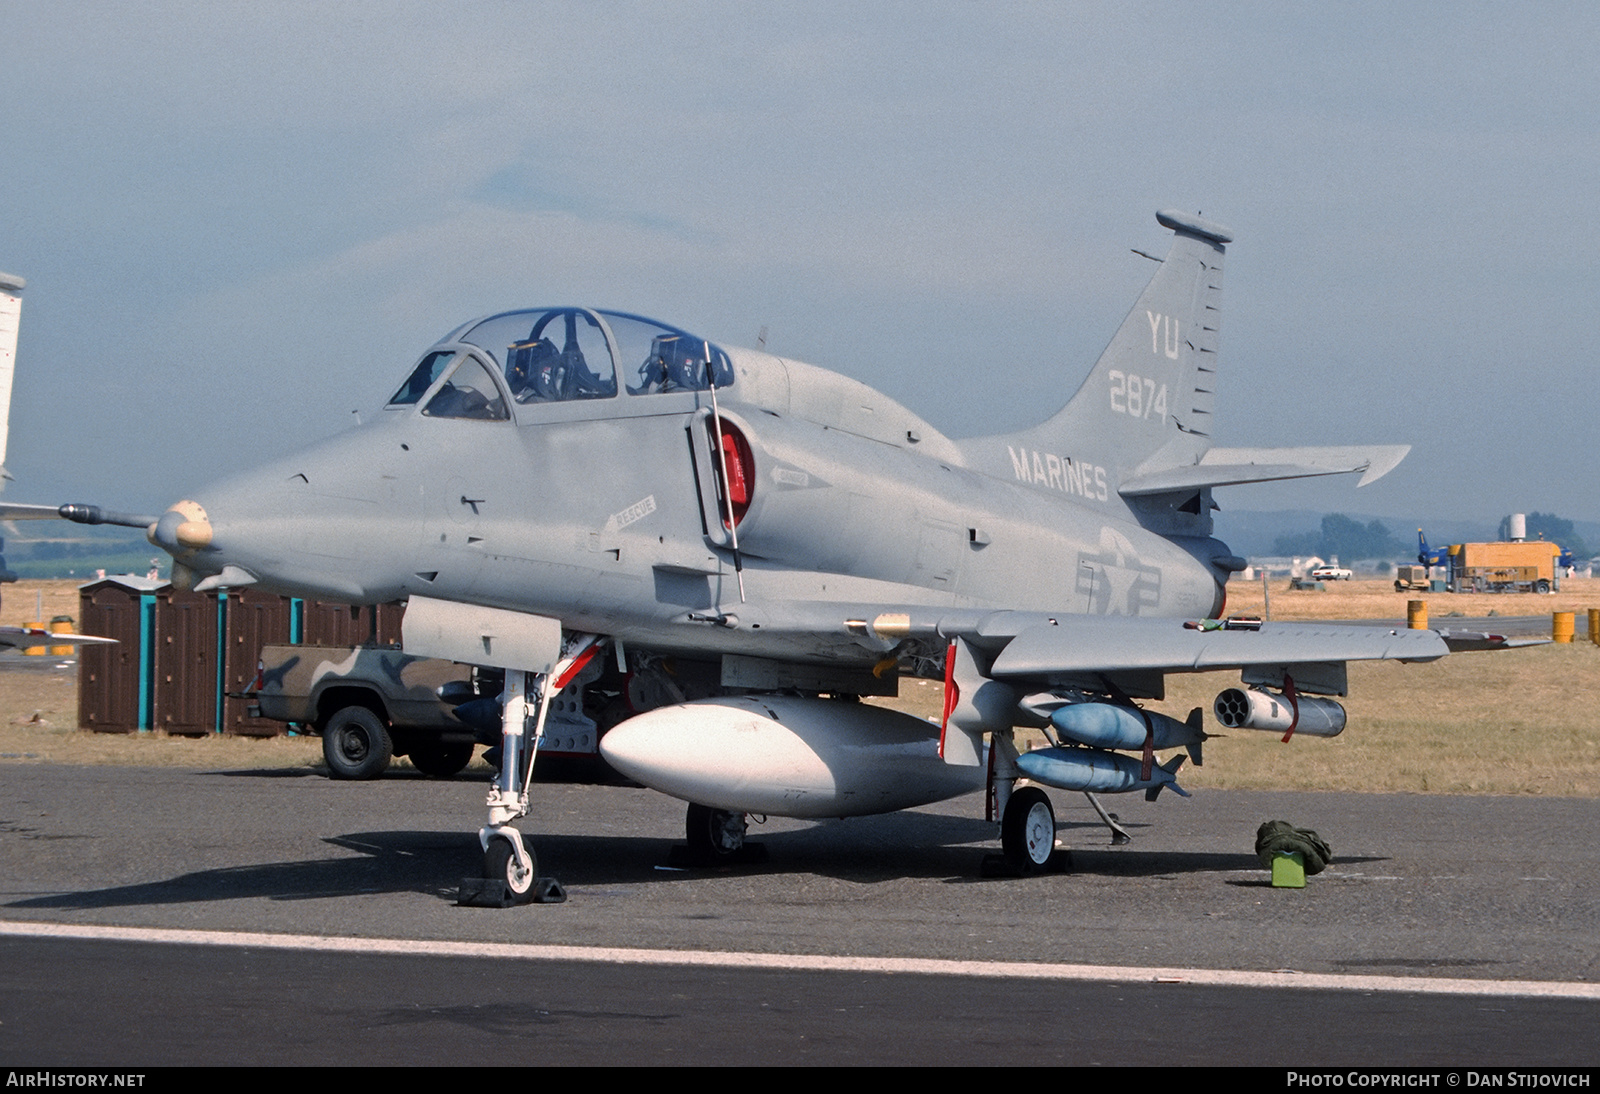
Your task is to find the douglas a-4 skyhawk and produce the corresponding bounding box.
[11,210,1530,903]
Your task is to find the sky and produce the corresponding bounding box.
[3,2,1598,530]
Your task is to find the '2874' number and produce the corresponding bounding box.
[1108,371,1167,420]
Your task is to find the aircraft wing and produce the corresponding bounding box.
[981,615,1445,679]
[854,608,1439,680]
[1119,444,1411,495]
[721,601,1487,673]
[0,626,115,650]
[1433,629,1549,652]
[813,604,1530,700]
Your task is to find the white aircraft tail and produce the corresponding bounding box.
[0,273,22,491]
[969,213,1408,504]
[1027,210,1229,479]
[962,211,1231,504]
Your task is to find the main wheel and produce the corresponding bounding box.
[408,741,474,777]
[484,836,537,904]
[686,803,747,860]
[1001,786,1056,873]
[321,706,392,780]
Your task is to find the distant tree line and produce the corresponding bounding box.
[1498,512,1589,560]
[1272,511,1590,564]
[1272,514,1406,563]
[18,540,102,561]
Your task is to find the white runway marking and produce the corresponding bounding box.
[5,919,1597,1000]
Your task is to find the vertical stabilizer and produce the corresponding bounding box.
[0,272,22,491]
[965,211,1230,505]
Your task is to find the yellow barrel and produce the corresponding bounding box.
[1407,600,1428,630]
[49,616,74,657]
[1589,608,1599,645]
[22,619,45,656]
[1553,612,1575,643]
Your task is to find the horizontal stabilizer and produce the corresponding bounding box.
[1119,445,1410,496]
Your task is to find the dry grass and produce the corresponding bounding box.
[881,578,1600,798]
[0,578,83,629]
[1224,573,1600,624]
[0,579,322,771]
[3,578,1598,796]
[1164,643,1600,796]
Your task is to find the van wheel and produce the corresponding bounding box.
[322,706,392,780]
[409,742,474,777]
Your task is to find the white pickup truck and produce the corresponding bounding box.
[1309,565,1353,581]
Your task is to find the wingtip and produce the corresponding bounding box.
[1356,445,1411,487]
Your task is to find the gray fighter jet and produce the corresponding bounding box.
[11,210,1525,902]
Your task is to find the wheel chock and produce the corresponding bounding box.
[979,849,1071,877]
[457,877,516,908]
[457,875,568,907]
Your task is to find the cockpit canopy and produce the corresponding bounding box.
[387,308,733,418]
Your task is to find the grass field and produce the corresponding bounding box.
[2,577,1597,795]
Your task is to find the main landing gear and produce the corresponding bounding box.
[984,729,1065,876]
[671,802,768,867]
[1001,786,1057,873]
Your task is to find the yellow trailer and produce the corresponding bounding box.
[1446,540,1562,593]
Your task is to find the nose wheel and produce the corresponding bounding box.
[463,828,565,906]
[484,835,537,903]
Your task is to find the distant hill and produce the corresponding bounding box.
[0,523,165,582]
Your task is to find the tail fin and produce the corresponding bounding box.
[1145,753,1191,802]
[0,272,23,493]
[970,210,1231,494]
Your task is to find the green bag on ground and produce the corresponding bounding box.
[1255,820,1333,875]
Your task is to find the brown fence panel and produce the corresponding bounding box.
[77,581,148,733]
[301,601,405,648]
[223,590,293,736]
[152,589,218,736]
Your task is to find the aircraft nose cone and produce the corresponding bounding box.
[149,500,212,553]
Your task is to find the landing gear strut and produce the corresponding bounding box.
[459,636,603,907]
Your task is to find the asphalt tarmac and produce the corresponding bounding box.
[2,763,1597,1065]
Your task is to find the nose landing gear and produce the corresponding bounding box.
[458,637,603,908]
